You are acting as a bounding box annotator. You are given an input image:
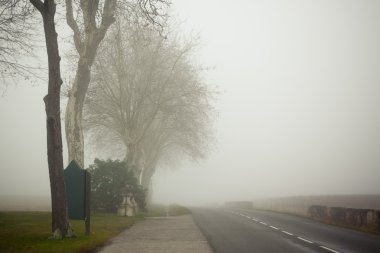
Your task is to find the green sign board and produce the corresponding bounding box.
[64,160,91,235]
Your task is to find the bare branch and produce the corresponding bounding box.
[0,0,45,84]
[29,0,43,12]
[138,0,170,31]
[65,0,83,53]
[84,12,215,180]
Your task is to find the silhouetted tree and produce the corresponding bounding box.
[29,0,72,239]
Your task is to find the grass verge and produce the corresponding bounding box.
[168,204,190,216]
[0,204,191,253]
[142,204,190,217]
[142,204,168,217]
[0,212,140,253]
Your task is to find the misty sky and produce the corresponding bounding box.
[1,0,380,205]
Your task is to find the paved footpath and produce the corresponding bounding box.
[97,215,214,253]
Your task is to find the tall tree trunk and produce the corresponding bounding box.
[30,0,72,238]
[126,144,141,177]
[65,60,91,168]
[141,164,156,205]
[146,179,153,205]
[141,165,155,188]
[65,0,117,168]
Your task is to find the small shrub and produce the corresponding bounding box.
[88,158,146,212]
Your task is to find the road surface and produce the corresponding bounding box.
[191,208,380,253]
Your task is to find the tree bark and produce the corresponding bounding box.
[141,165,155,188]
[125,143,139,177]
[30,0,72,238]
[141,165,155,205]
[65,59,91,168]
[65,0,116,169]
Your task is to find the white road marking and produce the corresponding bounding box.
[232,211,340,253]
[282,231,293,236]
[320,246,340,253]
[297,237,313,244]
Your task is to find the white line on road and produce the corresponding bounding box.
[297,237,313,244]
[282,231,293,236]
[320,246,340,253]
[233,211,340,253]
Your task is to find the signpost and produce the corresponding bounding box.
[64,160,91,236]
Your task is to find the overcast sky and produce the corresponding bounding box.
[1,0,380,205]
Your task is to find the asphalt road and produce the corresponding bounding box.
[191,208,380,253]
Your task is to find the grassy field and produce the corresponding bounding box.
[0,212,141,253]
[0,204,189,253]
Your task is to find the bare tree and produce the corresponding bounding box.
[0,0,39,84]
[84,16,215,191]
[64,0,169,169]
[29,0,72,239]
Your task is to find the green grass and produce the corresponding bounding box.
[0,204,191,253]
[142,204,190,217]
[168,204,190,216]
[142,204,168,217]
[0,212,140,253]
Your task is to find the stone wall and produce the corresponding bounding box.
[308,205,380,230]
[253,195,380,217]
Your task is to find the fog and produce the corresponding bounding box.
[1,0,380,207]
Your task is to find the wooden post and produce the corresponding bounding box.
[85,171,91,236]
